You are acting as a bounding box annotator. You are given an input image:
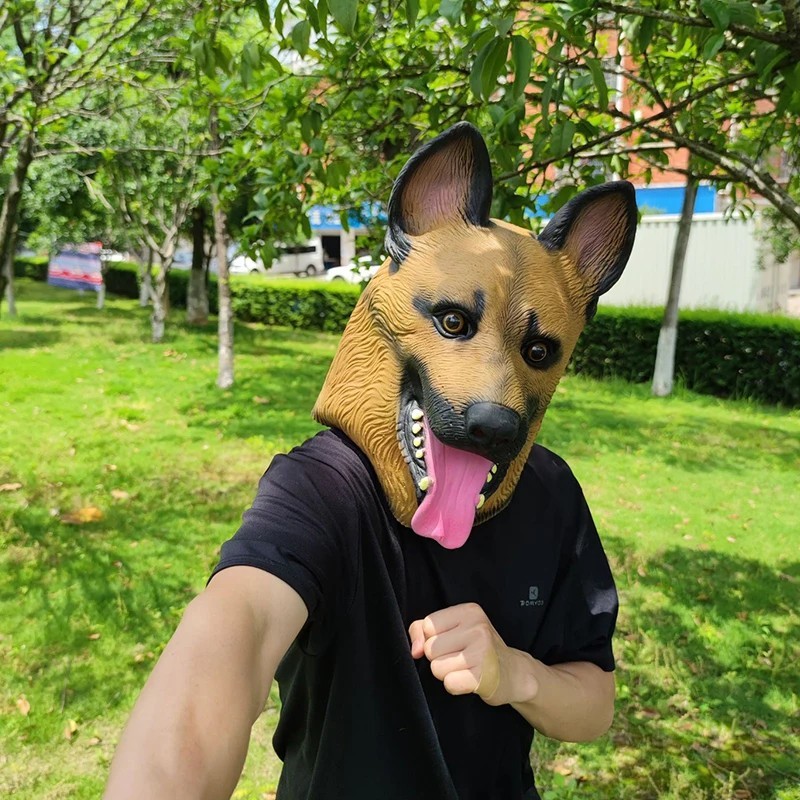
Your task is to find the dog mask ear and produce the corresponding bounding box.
[385,122,493,263]
[539,181,637,297]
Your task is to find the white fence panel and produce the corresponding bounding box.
[601,213,761,311]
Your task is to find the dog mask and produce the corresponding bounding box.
[314,123,637,548]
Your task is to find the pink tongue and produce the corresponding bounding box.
[410,420,493,549]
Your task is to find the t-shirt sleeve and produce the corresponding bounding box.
[209,440,361,653]
[531,460,618,672]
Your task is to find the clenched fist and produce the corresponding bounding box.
[408,603,538,707]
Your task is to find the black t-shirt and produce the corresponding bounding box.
[210,429,618,800]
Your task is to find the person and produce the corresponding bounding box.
[105,123,637,800]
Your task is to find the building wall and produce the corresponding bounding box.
[601,213,792,313]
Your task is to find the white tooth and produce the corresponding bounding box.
[476,494,485,510]
[413,436,423,447]
[486,472,493,483]
[418,476,431,491]
[491,464,498,474]
[415,448,425,460]
[411,422,423,435]
[411,408,424,421]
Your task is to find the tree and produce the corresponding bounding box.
[0,0,162,315]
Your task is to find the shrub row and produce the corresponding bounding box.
[572,306,800,406]
[15,256,800,406]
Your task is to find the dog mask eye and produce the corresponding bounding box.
[523,340,549,366]
[434,310,473,338]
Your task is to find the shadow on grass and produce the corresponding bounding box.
[604,541,800,797]
[0,328,61,350]
[0,478,251,728]
[542,394,800,473]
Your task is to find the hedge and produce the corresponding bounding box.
[572,307,800,406]
[14,255,800,406]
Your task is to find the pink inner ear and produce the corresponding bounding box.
[567,194,629,282]
[403,143,473,235]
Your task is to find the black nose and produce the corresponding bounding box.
[464,403,521,458]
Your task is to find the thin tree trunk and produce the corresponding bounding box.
[151,263,167,343]
[0,132,34,317]
[210,103,233,389]
[97,258,107,310]
[652,175,698,397]
[187,204,209,325]
[213,194,233,389]
[139,248,153,307]
[3,221,19,317]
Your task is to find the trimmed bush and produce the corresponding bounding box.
[103,260,140,298]
[573,307,800,406]
[13,256,48,281]
[232,277,360,332]
[15,255,799,405]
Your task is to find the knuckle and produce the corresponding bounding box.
[430,659,448,681]
[423,636,436,660]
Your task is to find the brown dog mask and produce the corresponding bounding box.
[314,123,637,548]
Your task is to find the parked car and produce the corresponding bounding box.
[228,238,326,277]
[324,256,381,284]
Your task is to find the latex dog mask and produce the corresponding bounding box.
[314,123,637,549]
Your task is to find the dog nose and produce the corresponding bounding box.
[465,403,521,457]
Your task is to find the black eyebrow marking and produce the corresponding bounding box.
[524,311,562,349]
[525,311,543,339]
[413,289,486,323]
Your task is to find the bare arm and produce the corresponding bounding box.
[410,603,615,743]
[104,566,308,800]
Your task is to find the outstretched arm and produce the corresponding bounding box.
[409,602,615,743]
[105,566,308,800]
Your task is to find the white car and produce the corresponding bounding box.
[228,239,326,277]
[324,257,381,284]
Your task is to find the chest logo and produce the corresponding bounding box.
[520,585,545,607]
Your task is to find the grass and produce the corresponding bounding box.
[1,279,798,799]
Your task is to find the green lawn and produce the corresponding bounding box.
[1,279,798,800]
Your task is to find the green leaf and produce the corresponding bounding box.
[254,0,271,28]
[326,160,348,189]
[551,120,576,158]
[262,51,284,74]
[548,184,578,212]
[439,0,463,25]
[405,0,420,26]
[291,20,311,56]
[317,0,329,37]
[727,2,757,27]
[585,57,609,108]
[330,0,358,34]
[637,17,657,51]
[474,36,508,101]
[240,58,253,89]
[541,72,555,125]
[243,41,261,69]
[493,15,514,37]
[699,0,730,31]
[782,63,800,92]
[702,31,725,60]
[511,35,532,100]
[754,42,786,81]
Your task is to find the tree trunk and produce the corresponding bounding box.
[0,132,35,317]
[151,263,167,343]
[187,205,209,325]
[3,220,19,318]
[651,175,698,397]
[210,103,234,389]
[213,193,234,389]
[139,248,153,307]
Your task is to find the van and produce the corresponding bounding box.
[229,238,326,277]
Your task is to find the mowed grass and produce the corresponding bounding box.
[1,279,798,800]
